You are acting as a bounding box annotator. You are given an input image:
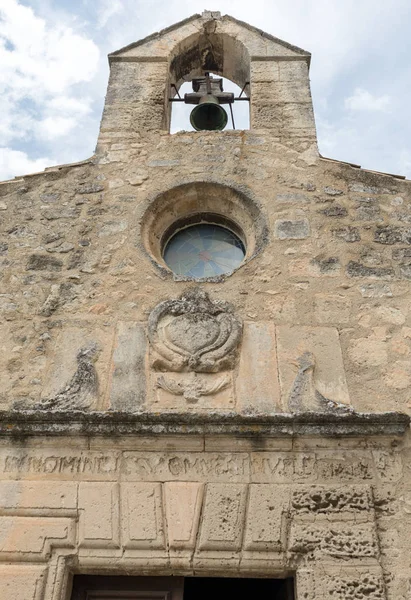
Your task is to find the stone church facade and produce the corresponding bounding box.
[0,10,410,600]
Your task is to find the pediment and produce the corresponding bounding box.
[109,12,310,62]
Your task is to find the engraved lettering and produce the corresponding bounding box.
[43,457,60,473]
[123,453,247,479]
[168,457,184,476]
[60,456,81,473]
[3,453,119,475]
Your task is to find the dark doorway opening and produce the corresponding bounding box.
[71,575,295,600]
[184,577,294,600]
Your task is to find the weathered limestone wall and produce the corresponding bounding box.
[0,132,410,415]
[1,10,410,600]
[0,429,410,600]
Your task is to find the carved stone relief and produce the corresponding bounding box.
[148,289,242,408]
[14,343,100,411]
[288,351,354,414]
[276,326,351,412]
[156,373,231,403]
[148,288,242,373]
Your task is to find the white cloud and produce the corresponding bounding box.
[345,88,391,112]
[35,116,77,140]
[97,0,125,29]
[0,0,99,160]
[0,147,54,180]
[47,96,93,116]
[35,95,93,140]
[0,1,99,95]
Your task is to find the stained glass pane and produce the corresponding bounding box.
[163,224,245,278]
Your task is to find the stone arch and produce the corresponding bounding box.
[167,30,251,131]
[169,31,251,92]
[139,180,268,280]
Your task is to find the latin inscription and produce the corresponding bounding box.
[0,450,382,482]
[3,453,119,476]
[123,453,248,480]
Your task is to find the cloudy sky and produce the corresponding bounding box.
[1,0,411,181]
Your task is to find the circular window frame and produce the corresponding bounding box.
[140,181,268,281]
[161,212,246,254]
[162,217,246,278]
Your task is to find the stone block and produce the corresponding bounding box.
[348,182,385,194]
[289,520,378,558]
[399,264,411,279]
[252,81,311,104]
[314,294,351,324]
[110,321,147,411]
[41,206,80,220]
[291,485,372,514]
[348,335,388,367]
[0,481,77,511]
[198,483,247,551]
[310,256,340,276]
[164,482,203,549]
[0,565,46,600]
[276,192,310,203]
[279,61,309,81]
[372,449,403,482]
[324,186,344,196]
[76,183,104,194]
[236,322,281,412]
[98,220,128,236]
[276,326,350,409]
[321,204,348,217]
[121,482,165,549]
[79,482,119,547]
[392,247,411,260]
[282,103,316,130]
[318,566,386,600]
[374,225,411,245]
[26,254,63,271]
[274,218,310,239]
[347,261,394,279]
[251,103,282,130]
[0,516,74,555]
[332,226,361,242]
[244,484,288,550]
[356,204,382,221]
[359,283,393,297]
[251,61,280,82]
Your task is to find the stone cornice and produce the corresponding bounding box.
[0,410,408,438]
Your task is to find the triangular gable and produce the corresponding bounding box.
[109,12,310,62]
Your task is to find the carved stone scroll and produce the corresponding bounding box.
[148,288,242,373]
[156,373,230,403]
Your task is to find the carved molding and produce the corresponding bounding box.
[156,374,230,403]
[148,288,242,372]
[0,478,388,600]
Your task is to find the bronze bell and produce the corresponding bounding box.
[183,73,233,131]
[190,95,228,131]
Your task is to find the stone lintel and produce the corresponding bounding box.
[250,55,310,63]
[109,55,169,64]
[0,410,408,438]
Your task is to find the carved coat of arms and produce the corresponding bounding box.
[148,288,242,373]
